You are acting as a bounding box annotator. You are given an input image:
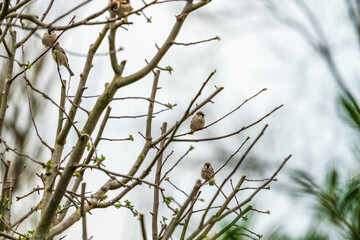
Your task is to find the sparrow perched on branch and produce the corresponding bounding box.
[109,0,133,19]
[201,162,215,185]
[42,30,57,47]
[190,111,205,133]
[52,42,74,76]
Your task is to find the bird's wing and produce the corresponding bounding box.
[58,46,69,62]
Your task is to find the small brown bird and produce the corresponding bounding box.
[190,111,205,133]
[201,162,215,185]
[109,0,133,19]
[42,30,57,47]
[52,42,74,76]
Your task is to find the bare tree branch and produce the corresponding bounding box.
[152,122,167,240]
[81,183,88,240]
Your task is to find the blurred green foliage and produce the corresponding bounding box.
[219,216,260,240]
[266,92,360,240]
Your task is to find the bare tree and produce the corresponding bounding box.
[0,0,291,239]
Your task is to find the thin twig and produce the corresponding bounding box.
[76,164,164,190]
[201,136,250,188]
[161,180,202,240]
[11,202,40,228]
[173,105,283,142]
[146,70,161,140]
[199,125,269,231]
[109,108,171,119]
[172,36,220,46]
[81,182,88,240]
[219,155,292,220]
[165,178,188,197]
[203,88,267,130]
[230,179,241,214]
[0,140,45,166]
[160,146,193,183]
[208,205,253,240]
[0,159,11,229]
[152,122,167,240]
[0,231,18,240]
[57,80,67,137]
[139,213,148,240]
[16,187,43,201]
[100,137,131,142]
[22,45,53,152]
[9,16,76,82]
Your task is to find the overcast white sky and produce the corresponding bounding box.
[2,0,359,239]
